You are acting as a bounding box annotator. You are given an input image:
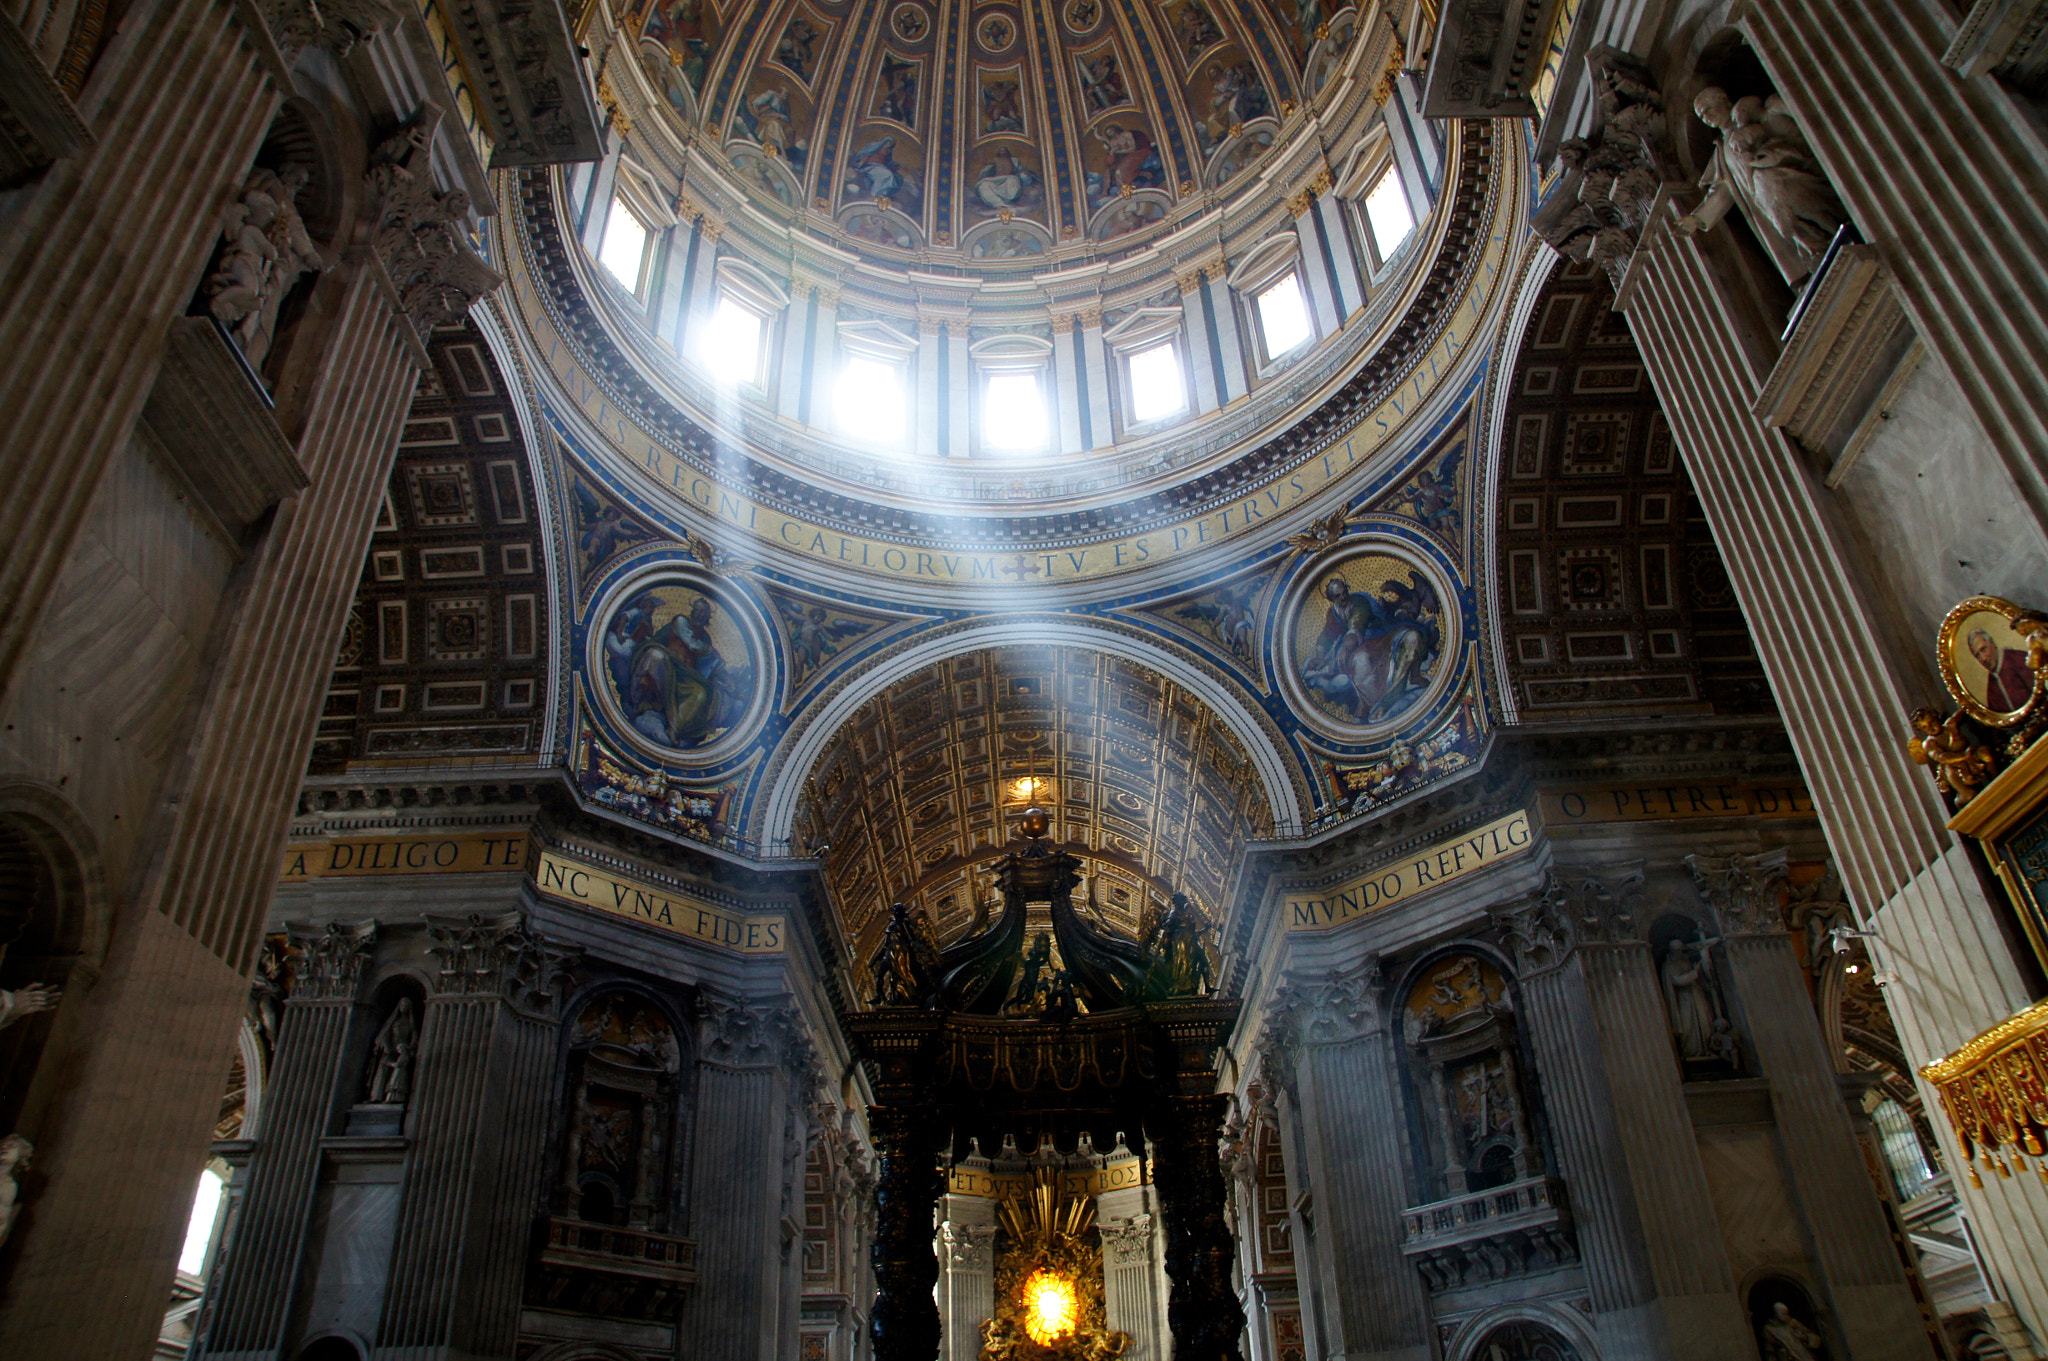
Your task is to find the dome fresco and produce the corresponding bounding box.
[621,0,1361,262]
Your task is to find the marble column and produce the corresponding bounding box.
[1568,876,1751,1359]
[777,288,814,421]
[1494,885,1671,1359]
[685,218,725,347]
[1098,1182,1170,1361]
[1617,199,2048,1328]
[1079,311,1114,451]
[936,1192,995,1361]
[192,921,376,1361]
[807,287,842,428]
[1265,961,1430,1361]
[1291,200,1344,337]
[947,326,972,456]
[1312,194,1365,316]
[0,0,278,711]
[653,225,692,352]
[372,912,571,1361]
[1691,851,1926,1360]
[689,995,814,1361]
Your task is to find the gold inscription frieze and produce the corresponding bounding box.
[945,1158,1147,1200]
[533,851,786,953]
[1285,810,1535,932]
[1538,781,1814,825]
[279,835,785,955]
[281,832,535,880]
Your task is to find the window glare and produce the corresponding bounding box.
[1256,274,1314,358]
[1128,342,1186,423]
[177,1168,225,1276]
[983,372,1048,450]
[836,355,905,443]
[1365,167,1416,261]
[702,298,763,384]
[597,201,649,291]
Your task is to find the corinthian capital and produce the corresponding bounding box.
[364,112,503,337]
[422,910,577,1012]
[1687,848,1790,937]
[285,919,377,1000]
[1495,875,1575,975]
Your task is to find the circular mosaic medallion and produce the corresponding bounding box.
[1062,0,1101,33]
[1275,541,1460,741]
[976,11,1016,53]
[891,2,930,40]
[588,569,773,763]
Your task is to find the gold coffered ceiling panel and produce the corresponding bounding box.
[797,646,1273,960]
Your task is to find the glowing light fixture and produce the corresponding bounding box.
[1009,776,1052,803]
[1023,1269,1078,1344]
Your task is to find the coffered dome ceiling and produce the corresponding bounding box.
[618,0,1361,259]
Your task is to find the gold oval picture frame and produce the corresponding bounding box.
[1938,594,2048,726]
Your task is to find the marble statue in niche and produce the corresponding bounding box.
[1676,86,1848,284]
[366,998,417,1106]
[207,165,330,371]
[0,1134,30,1249]
[1749,1278,1829,1361]
[0,984,59,1029]
[0,985,54,1249]
[1652,916,1740,1075]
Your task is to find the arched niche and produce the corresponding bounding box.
[1390,947,1546,1200]
[0,780,107,1145]
[552,986,694,1234]
[1457,1317,1587,1361]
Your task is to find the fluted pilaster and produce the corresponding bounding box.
[1497,886,1668,1357]
[1620,197,2048,1327]
[1270,963,1429,1361]
[193,991,359,1359]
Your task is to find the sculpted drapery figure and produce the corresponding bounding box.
[1761,1302,1825,1361]
[366,997,418,1106]
[1659,936,1728,1062]
[1677,86,1848,284]
[207,165,331,370]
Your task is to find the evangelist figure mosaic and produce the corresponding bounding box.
[601,583,758,751]
[1292,553,1444,729]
